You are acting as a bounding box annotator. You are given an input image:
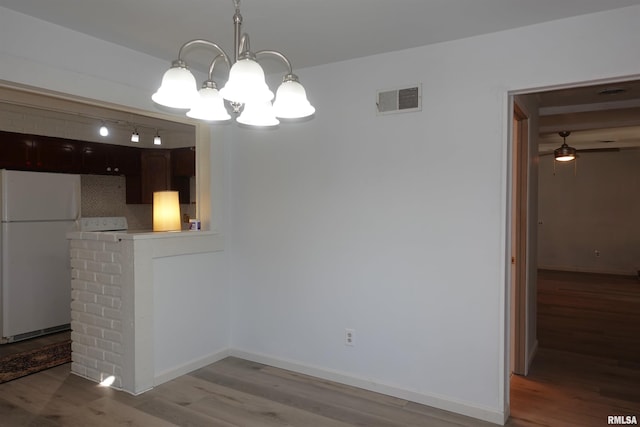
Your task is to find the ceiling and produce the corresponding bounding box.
[1,0,640,71]
[1,1,639,151]
[532,80,640,154]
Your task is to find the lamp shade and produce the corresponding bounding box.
[273,80,315,119]
[153,191,181,232]
[236,101,280,127]
[219,58,274,104]
[187,85,231,121]
[554,143,576,162]
[152,64,199,109]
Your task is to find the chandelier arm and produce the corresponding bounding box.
[255,50,294,76]
[177,39,231,68]
[207,54,230,81]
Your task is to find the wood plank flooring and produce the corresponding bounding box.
[0,358,497,426]
[0,348,638,426]
[0,270,637,425]
[537,269,640,362]
[508,348,640,426]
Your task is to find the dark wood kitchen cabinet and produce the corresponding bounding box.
[171,147,195,204]
[0,131,81,172]
[126,149,172,204]
[126,147,195,204]
[171,147,196,177]
[36,136,82,172]
[81,143,141,175]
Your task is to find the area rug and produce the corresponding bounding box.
[0,340,71,384]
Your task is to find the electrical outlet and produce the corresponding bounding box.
[345,328,355,346]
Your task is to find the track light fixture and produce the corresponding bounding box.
[554,131,576,162]
[151,0,315,127]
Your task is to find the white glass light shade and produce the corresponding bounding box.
[554,144,576,162]
[219,58,274,104]
[151,66,199,109]
[153,191,181,232]
[99,125,109,137]
[187,87,231,121]
[273,80,315,119]
[237,102,279,127]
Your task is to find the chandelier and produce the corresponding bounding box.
[152,0,315,127]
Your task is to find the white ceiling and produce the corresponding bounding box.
[1,0,640,152]
[531,80,640,154]
[2,0,640,71]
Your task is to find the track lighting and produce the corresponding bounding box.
[151,0,315,126]
[131,129,140,143]
[99,123,109,137]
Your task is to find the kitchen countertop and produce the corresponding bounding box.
[67,229,216,241]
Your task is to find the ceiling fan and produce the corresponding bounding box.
[540,131,625,160]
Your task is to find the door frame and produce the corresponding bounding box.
[511,102,529,376]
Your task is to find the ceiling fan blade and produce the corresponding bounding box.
[576,147,620,153]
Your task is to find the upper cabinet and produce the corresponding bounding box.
[0,131,81,173]
[81,143,141,176]
[0,130,142,176]
[126,148,195,204]
[171,147,196,177]
[0,130,195,205]
[36,136,82,173]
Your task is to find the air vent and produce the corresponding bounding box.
[376,84,422,115]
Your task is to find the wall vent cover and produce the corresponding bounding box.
[376,84,422,115]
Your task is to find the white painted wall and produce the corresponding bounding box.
[2,3,640,424]
[0,5,231,385]
[153,251,229,380]
[0,8,162,111]
[227,6,640,423]
[538,149,640,275]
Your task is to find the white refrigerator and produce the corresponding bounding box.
[0,169,81,343]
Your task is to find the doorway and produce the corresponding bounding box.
[507,76,640,420]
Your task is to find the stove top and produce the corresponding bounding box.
[78,216,128,232]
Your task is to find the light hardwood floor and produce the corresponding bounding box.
[1,269,638,425]
[0,357,497,427]
[0,348,638,426]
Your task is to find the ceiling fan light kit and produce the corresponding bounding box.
[554,131,577,162]
[151,0,315,127]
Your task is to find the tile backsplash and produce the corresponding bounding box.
[80,175,195,231]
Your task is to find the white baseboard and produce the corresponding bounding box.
[229,348,505,425]
[154,348,231,386]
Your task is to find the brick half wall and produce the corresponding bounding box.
[69,233,124,388]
